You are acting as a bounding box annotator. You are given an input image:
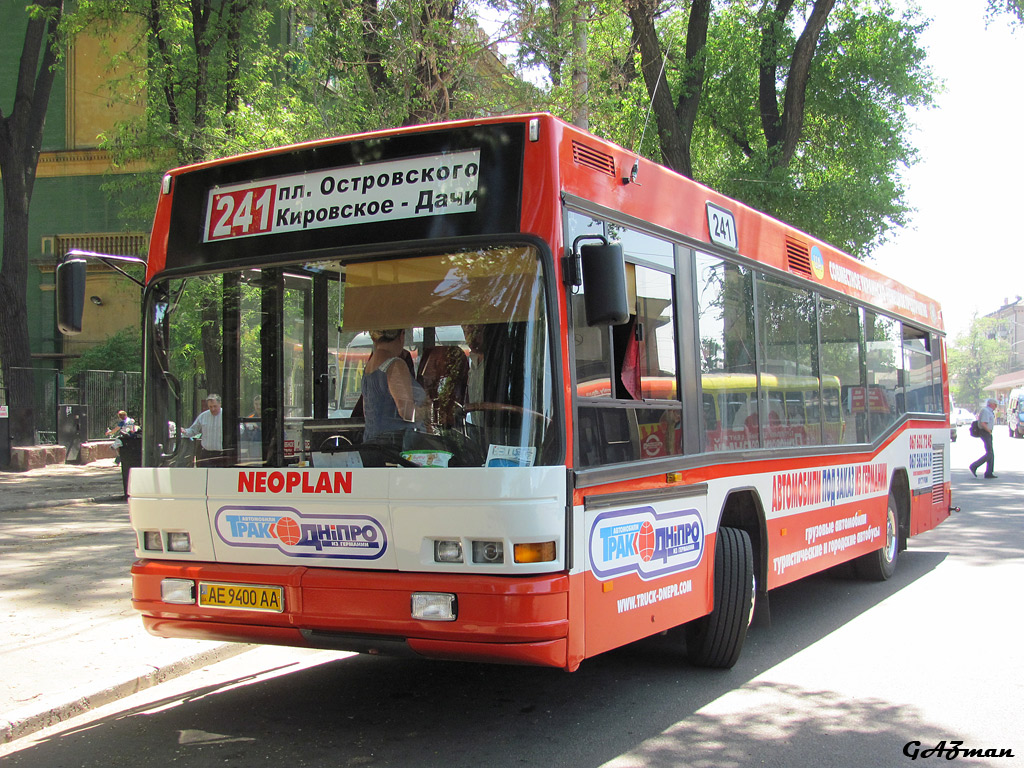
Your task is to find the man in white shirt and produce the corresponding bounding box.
[969,398,998,479]
[182,394,226,466]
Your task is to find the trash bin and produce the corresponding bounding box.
[118,431,142,497]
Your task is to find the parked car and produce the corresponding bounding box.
[953,407,975,427]
[1007,387,1024,438]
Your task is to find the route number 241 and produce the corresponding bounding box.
[207,185,277,241]
[706,202,738,251]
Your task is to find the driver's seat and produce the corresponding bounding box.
[417,346,469,428]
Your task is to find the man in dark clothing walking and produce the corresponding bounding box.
[970,398,998,479]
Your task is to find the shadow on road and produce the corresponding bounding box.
[2,547,955,768]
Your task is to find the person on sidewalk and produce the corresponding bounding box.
[106,410,136,465]
[181,394,230,467]
[969,398,998,479]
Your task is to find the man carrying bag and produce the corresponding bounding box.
[969,399,998,479]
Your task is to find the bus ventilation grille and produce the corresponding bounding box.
[786,237,813,277]
[572,141,616,177]
[931,448,946,507]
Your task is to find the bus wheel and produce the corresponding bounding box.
[854,494,899,581]
[685,527,754,669]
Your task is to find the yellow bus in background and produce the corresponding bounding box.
[701,373,843,451]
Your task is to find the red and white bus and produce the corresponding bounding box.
[58,113,953,671]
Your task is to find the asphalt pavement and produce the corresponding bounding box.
[0,428,1016,747]
[0,459,249,745]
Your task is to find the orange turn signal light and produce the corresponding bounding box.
[513,541,556,563]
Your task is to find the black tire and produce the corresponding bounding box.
[685,527,754,669]
[854,494,899,581]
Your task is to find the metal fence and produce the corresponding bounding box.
[1,367,142,443]
[75,370,143,439]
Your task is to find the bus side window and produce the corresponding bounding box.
[766,391,784,426]
[703,393,717,431]
[727,393,748,429]
[787,392,806,425]
[578,406,637,465]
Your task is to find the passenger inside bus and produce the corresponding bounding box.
[361,329,426,442]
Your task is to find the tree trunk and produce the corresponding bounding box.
[0,0,63,446]
[759,0,836,168]
[0,155,36,444]
[571,8,589,130]
[626,0,710,178]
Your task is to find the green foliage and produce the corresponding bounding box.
[986,0,1024,28]
[492,0,940,258]
[76,0,527,229]
[74,0,941,258]
[947,316,1010,411]
[64,326,143,380]
[691,0,937,256]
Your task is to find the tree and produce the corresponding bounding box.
[489,0,937,258]
[626,0,711,179]
[947,315,1009,411]
[489,0,598,126]
[63,326,142,379]
[351,0,522,125]
[986,0,1024,27]
[629,0,936,256]
[0,0,64,444]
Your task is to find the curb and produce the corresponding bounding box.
[0,643,252,745]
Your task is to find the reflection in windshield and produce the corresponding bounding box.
[145,246,555,469]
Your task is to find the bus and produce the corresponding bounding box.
[57,113,953,671]
[701,373,845,451]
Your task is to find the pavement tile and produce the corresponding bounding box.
[0,459,246,744]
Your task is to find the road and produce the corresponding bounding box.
[2,427,1022,767]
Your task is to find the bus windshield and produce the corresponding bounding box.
[144,244,556,469]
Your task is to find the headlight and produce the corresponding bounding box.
[472,540,504,564]
[434,540,464,563]
[161,578,195,604]
[166,532,192,553]
[411,592,457,621]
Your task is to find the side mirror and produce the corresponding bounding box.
[56,258,88,335]
[580,243,629,326]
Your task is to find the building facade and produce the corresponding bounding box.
[1,8,148,374]
[986,296,1024,372]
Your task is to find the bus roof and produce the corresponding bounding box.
[147,113,943,333]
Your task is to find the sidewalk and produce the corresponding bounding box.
[0,459,249,745]
[0,458,125,512]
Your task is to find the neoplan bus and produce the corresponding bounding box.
[57,114,954,671]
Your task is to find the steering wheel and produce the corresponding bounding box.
[314,441,419,467]
[318,435,353,451]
